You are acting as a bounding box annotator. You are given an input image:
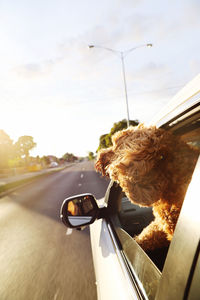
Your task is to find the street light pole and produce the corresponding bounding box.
[120,52,130,127]
[88,43,152,127]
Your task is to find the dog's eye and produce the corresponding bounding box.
[159,155,164,160]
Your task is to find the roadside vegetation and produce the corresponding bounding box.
[97,119,139,152]
[0,120,139,175]
[0,130,79,178]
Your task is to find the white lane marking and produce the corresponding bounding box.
[78,183,82,187]
[80,173,84,178]
[66,228,73,235]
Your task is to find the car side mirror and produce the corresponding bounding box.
[60,193,101,228]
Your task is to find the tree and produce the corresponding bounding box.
[98,135,107,150]
[15,136,36,162]
[62,153,77,162]
[110,119,139,135]
[97,119,139,152]
[41,156,51,166]
[0,130,13,168]
[88,151,95,160]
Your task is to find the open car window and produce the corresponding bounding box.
[109,104,200,299]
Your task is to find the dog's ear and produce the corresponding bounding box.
[95,148,114,177]
[131,172,167,206]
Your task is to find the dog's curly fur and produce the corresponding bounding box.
[95,124,199,251]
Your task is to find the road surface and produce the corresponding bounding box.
[0,161,109,300]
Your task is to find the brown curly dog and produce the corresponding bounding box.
[95,124,199,251]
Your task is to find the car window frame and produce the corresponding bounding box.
[155,155,200,300]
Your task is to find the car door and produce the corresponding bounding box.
[90,181,143,300]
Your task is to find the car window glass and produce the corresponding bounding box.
[180,126,200,149]
[116,227,161,300]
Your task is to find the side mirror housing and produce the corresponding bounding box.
[60,193,103,229]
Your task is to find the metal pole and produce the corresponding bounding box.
[88,44,152,128]
[120,52,130,127]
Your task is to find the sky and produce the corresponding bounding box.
[0,0,200,158]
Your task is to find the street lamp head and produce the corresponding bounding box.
[88,45,94,49]
[147,43,153,48]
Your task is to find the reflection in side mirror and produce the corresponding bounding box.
[60,194,99,228]
[68,215,93,227]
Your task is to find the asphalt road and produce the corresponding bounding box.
[0,161,109,300]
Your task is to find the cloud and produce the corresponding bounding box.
[13,56,64,79]
[133,62,169,78]
[11,0,200,89]
[182,0,200,26]
[125,62,171,94]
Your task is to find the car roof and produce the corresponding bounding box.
[149,73,200,128]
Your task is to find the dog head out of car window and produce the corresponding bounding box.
[95,124,198,207]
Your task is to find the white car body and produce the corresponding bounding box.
[90,219,138,300]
